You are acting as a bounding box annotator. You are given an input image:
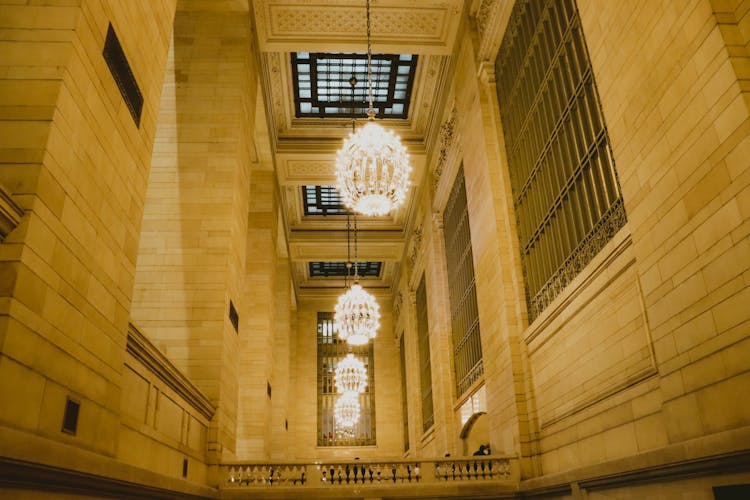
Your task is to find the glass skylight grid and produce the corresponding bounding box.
[309,262,382,278]
[302,185,346,216]
[292,52,417,119]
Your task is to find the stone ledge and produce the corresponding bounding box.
[0,426,217,499]
[0,182,23,242]
[127,322,216,421]
[520,426,750,495]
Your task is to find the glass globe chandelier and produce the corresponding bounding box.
[334,392,361,428]
[335,353,368,394]
[334,0,412,217]
[334,214,380,345]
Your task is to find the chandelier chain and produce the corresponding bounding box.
[353,213,359,279]
[366,0,374,116]
[345,213,351,288]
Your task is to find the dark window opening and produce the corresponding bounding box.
[62,398,80,435]
[103,23,143,127]
[229,300,239,333]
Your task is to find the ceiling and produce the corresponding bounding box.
[251,0,465,300]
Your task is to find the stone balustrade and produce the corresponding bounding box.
[221,456,516,490]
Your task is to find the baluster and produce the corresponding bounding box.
[360,465,366,484]
[345,464,351,484]
[414,464,421,482]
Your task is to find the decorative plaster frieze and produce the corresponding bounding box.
[432,105,457,191]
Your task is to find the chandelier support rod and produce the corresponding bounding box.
[345,213,351,289]
[366,0,374,117]
[353,213,360,280]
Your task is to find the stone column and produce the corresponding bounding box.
[130,1,257,462]
[425,211,459,457]
[236,168,278,459]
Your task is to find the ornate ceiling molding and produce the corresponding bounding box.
[471,0,513,63]
[253,0,462,54]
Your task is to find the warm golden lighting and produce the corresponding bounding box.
[335,353,368,394]
[334,283,380,345]
[336,120,412,216]
[333,392,361,428]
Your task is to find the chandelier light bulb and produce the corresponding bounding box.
[335,353,368,394]
[334,283,380,345]
[336,121,412,216]
[334,392,361,428]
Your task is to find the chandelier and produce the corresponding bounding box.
[334,214,380,345]
[334,392,361,428]
[334,0,412,217]
[335,353,368,394]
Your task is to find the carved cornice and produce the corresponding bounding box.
[473,0,502,62]
[127,323,215,421]
[0,183,23,242]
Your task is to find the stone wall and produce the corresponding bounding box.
[130,0,257,461]
[0,0,176,461]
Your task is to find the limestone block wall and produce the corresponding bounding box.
[236,168,277,459]
[130,1,257,460]
[291,298,403,460]
[0,0,176,460]
[579,0,750,452]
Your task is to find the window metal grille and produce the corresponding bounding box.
[309,261,382,278]
[399,333,409,453]
[302,186,346,216]
[292,52,417,118]
[416,276,434,432]
[494,0,626,321]
[317,312,376,446]
[103,24,143,127]
[443,167,484,397]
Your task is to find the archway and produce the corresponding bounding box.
[460,412,489,456]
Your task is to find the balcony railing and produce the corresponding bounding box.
[220,456,517,496]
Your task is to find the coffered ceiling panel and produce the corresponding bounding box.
[253,0,463,54]
[252,0,461,299]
